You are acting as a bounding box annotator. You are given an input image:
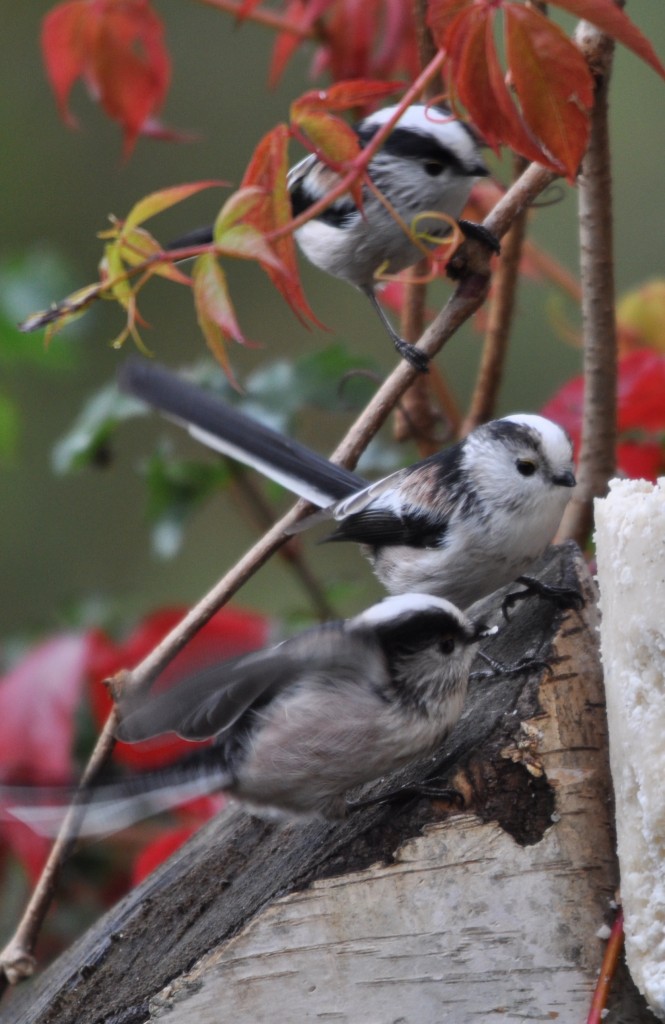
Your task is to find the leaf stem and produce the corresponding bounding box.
[194,0,317,39]
[586,908,624,1024]
[226,462,335,620]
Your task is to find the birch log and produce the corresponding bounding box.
[596,478,665,1021]
[2,543,654,1023]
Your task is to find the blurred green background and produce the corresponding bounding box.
[1,2,664,639]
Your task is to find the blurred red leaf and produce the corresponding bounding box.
[431,0,594,177]
[41,0,171,156]
[0,635,91,785]
[616,441,664,483]
[505,4,592,179]
[377,280,437,318]
[242,124,325,328]
[293,80,403,114]
[0,633,91,879]
[542,349,665,481]
[317,0,418,83]
[269,0,316,87]
[234,0,263,19]
[542,373,583,447]
[447,6,551,165]
[551,0,665,81]
[269,1,418,91]
[616,349,665,433]
[88,606,270,770]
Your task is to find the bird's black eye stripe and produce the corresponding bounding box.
[516,459,537,477]
[358,125,472,177]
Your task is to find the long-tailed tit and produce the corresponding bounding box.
[167,104,491,372]
[7,594,486,833]
[119,360,577,611]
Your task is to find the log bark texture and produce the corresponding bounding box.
[3,543,654,1023]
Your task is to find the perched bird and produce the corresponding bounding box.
[167,103,491,372]
[7,594,487,832]
[119,360,577,611]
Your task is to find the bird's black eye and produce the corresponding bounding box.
[440,636,456,655]
[424,160,444,177]
[516,459,537,477]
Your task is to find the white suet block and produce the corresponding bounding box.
[595,477,665,1020]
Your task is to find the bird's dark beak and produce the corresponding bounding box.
[472,622,497,642]
[552,470,576,488]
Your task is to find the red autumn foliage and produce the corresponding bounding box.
[269,0,420,87]
[41,0,172,156]
[542,349,665,481]
[88,605,270,769]
[0,634,92,880]
[428,0,664,178]
[0,606,269,885]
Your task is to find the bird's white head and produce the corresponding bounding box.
[465,414,576,526]
[361,104,488,179]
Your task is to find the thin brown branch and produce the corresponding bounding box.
[195,0,316,38]
[0,156,557,993]
[393,1,448,456]
[0,712,118,992]
[227,462,335,621]
[557,23,617,545]
[393,263,446,456]
[461,156,529,436]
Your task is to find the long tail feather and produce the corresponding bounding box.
[119,359,366,507]
[0,750,232,839]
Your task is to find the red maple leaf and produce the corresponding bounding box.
[41,0,172,156]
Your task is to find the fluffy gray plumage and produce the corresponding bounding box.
[6,595,485,833]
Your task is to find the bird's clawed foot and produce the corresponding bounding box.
[457,219,502,255]
[470,649,552,681]
[502,575,585,621]
[394,337,431,373]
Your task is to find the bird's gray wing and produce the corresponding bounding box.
[293,450,463,548]
[116,625,351,744]
[116,648,300,743]
[286,467,411,536]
